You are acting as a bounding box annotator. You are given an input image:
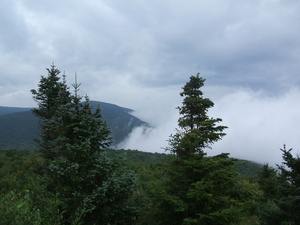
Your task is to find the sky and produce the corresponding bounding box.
[1,0,300,165]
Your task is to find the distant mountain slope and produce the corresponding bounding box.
[0,101,147,150]
[0,111,39,149]
[110,149,263,178]
[0,106,33,115]
[90,101,148,144]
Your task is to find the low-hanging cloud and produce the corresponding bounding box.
[119,87,300,166]
[117,113,178,153]
[211,87,300,166]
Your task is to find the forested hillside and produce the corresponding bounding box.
[0,149,264,223]
[0,101,147,149]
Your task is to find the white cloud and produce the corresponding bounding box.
[209,87,300,165]
[119,87,300,166]
[117,115,178,153]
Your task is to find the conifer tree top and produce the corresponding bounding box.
[168,73,227,157]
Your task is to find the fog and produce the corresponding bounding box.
[119,87,300,166]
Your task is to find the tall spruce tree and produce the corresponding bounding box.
[258,145,300,225]
[151,74,259,225]
[168,73,227,157]
[276,145,300,224]
[257,164,282,225]
[31,64,71,160]
[258,164,280,201]
[31,66,136,224]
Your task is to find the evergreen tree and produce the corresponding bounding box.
[258,164,279,200]
[276,145,300,224]
[152,74,258,225]
[257,164,282,225]
[256,146,300,225]
[168,73,227,157]
[31,64,71,160]
[31,66,136,224]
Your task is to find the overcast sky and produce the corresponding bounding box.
[1,0,300,165]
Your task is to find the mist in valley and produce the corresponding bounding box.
[120,87,300,166]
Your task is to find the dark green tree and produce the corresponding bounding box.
[150,74,259,225]
[276,145,300,224]
[168,73,227,157]
[256,146,300,225]
[32,66,136,224]
[0,150,63,224]
[257,164,282,225]
[258,164,279,200]
[31,64,71,160]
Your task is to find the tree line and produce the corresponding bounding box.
[0,65,299,224]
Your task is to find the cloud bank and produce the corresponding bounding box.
[120,87,300,166]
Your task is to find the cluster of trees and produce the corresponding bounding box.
[1,67,300,224]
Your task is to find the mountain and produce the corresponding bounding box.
[0,110,39,149]
[89,101,149,144]
[0,106,33,115]
[0,101,148,150]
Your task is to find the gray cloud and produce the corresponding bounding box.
[2,0,300,92]
[121,87,300,165]
[210,87,300,165]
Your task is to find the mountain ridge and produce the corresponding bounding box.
[0,101,148,150]
[0,106,34,115]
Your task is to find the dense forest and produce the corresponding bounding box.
[1,66,300,224]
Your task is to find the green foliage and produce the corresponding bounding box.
[258,164,279,200]
[0,190,43,224]
[168,155,260,224]
[0,190,63,225]
[30,65,137,224]
[167,73,227,157]
[256,164,282,224]
[0,150,63,224]
[276,145,300,224]
[141,74,258,225]
[255,145,300,225]
[31,64,71,121]
[109,149,170,164]
[0,150,43,192]
[6,148,300,224]
[130,160,172,225]
[48,151,136,224]
[235,160,263,178]
[31,64,71,160]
